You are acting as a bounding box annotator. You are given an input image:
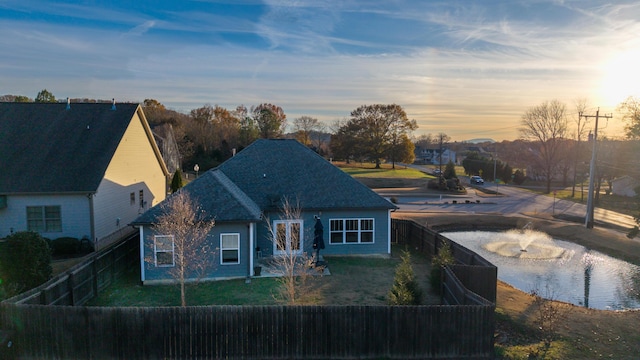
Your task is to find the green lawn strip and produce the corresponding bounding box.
[340,166,429,179]
[88,246,419,307]
[523,186,638,217]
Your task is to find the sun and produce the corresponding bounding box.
[599,48,640,107]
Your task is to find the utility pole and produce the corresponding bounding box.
[583,108,613,229]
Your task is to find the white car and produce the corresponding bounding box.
[470,176,484,185]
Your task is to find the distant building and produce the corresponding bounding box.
[414,146,456,165]
[612,176,640,197]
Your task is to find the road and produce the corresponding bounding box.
[375,178,637,231]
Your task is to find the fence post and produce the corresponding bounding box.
[68,272,75,306]
[92,255,98,298]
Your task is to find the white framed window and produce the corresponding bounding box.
[220,233,240,265]
[329,218,374,244]
[26,205,62,232]
[154,235,175,267]
[273,220,303,255]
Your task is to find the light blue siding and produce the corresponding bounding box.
[256,209,390,257]
[141,222,253,284]
[0,194,91,240]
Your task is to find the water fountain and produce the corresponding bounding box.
[482,228,571,260]
[443,228,640,310]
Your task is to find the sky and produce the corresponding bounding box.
[1,0,639,141]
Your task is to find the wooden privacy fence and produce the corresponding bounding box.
[4,233,138,306]
[391,219,498,304]
[0,219,497,359]
[0,304,495,359]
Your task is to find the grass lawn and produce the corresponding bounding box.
[335,161,430,179]
[88,245,439,307]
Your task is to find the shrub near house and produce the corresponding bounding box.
[0,231,52,298]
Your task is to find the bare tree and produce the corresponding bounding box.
[293,116,321,145]
[572,98,591,198]
[520,100,568,193]
[265,197,320,304]
[154,191,216,306]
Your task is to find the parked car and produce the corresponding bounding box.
[470,176,484,185]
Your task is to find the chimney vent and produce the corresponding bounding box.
[111,98,116,111]
[66,97,70,110]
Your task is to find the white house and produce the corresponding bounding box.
[414,146,457,165]
[612,176,640,197]
[0,101,168,249]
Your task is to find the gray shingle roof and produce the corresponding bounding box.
[132,169,262,224]
[0,102,143,194]
[134,139,395,225]
[218,139,395,211]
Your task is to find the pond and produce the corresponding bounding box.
[442,230,640,310]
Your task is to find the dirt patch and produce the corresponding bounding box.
[395,211,640,359]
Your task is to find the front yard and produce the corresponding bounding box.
[88,245,440,307]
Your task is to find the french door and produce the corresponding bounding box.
[273,220,303,255]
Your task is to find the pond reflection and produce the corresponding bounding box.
[443,231,640,310]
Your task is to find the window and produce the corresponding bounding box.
[130,192,135,205]
[220,233,240,264]
[154,235,175,267]
[330,218,374,244]
[273,220,303,255]
[139,190,145,208]
[26,206,62,232]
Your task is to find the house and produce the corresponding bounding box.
[0,101,169,249]
[414,146,456,165]
[133,139,396,284]
[612,175,640,197]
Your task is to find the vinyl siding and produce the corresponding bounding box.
[0,194,91,240]
[256,209,391,257]
[93,110,167,246]
[142,222,253,284]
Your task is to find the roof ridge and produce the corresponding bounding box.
[211,169,262,218]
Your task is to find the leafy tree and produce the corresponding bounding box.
[252,103,286,139]
[618,96,640,139]
[429,241,454,294]
[35,89,56,103]
[0,94,31,102]
[235,105,259,147]
[513,169,527,185]
[391,133,415,165]
[388,250,422,305]
[443,160,457,179]
[520,99,568,193]
[461,152,485,176]
[153,192,216,306]
[334,104,417,168]
[170,169,184,193]
[0,231,52,298]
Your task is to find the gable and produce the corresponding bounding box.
[0,102,146,194]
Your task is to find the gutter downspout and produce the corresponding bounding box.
[388,209,392,255]
[88,193,96,247]
[249,222,255,277]
[139,226,145,284]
